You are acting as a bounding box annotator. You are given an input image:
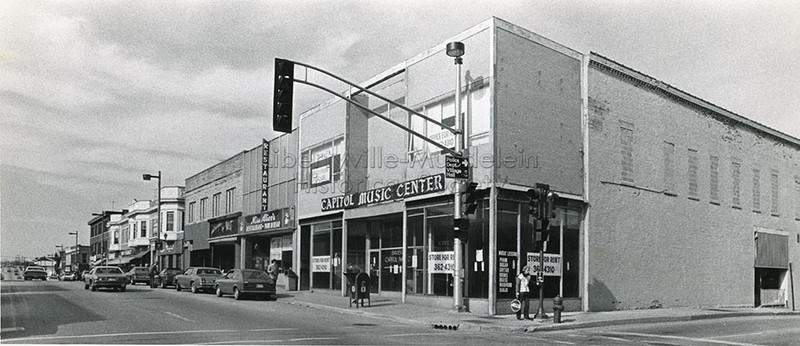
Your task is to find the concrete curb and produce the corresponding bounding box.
[282,296,799,334]
[524,310,800,333]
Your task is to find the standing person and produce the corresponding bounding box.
[515,265,532,320]
[149,260,159,288]
[266,259,279,281]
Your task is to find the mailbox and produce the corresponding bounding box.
[348,272,371,308]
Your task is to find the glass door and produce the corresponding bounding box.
[369,250,380,293]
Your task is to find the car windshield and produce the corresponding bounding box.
[27,267,46,272]
[197,269,221,275]
[96,268,123,274]
[242,270,269,280]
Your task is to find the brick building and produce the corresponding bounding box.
[291,17,799,314]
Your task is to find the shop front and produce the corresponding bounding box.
[299,173,585,315]
[208,213,240,271]
[241,207,295,288]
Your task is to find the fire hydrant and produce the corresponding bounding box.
[553,295,564,323]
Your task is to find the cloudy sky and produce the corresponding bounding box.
[1,1,798,259]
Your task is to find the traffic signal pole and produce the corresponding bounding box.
[452,48,465,312]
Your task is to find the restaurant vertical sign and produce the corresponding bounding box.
[268,139,269,212]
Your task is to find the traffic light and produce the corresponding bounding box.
[462,182,479,216]
[273,58,294,133]
[527,188,541,220]
[540,191,559,241]
[454,217,469,242]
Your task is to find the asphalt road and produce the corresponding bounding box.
[2,280,799,345]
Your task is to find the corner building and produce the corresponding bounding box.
[294,17,799,314]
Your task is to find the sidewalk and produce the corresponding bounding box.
[274,287,799,333]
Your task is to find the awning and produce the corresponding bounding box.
[208,236,238,244]
[108,256,133,265]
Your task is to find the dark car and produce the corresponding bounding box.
[125,266,150,285]
[24,266,48,281]
[174,267,222,293]
[214,269,276,300]
[153,268,183,288]
[84,266,127,292]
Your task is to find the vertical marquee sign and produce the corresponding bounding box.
[262,139,270,212]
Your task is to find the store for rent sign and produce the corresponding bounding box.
[312,256,331,272]
[525,253,562,276]
[428,251,454,274]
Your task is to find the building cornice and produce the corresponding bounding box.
[589,53,800,148]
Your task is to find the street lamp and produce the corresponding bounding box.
[446,41,466,312]
[143,171,161,267]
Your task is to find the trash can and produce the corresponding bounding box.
[286,269,298,291]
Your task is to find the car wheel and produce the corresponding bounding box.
[233,287,241,300]
[121,285,126,292]
[216,286,223,297]
[191,282,198,294]
[176,281,182,291]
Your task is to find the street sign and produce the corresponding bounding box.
[445,155,469,179]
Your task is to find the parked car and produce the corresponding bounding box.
[58,270,75,281]
[84,266,127,292]
[214,269,276,300]
[125,266,150,285]
[153,268,183,288]
[24,266,48,281]
[174,267,222,293]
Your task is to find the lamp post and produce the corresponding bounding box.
[143,171,162,267]
[446,41,466,312]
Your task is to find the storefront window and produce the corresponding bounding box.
[562,209,581,298]
[312,224,331,289]
[406,213,424,294]
[427,204,454,296]
[466,200,489,298]
[496,201,519,300]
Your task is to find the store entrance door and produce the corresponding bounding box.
[369,250,380,294]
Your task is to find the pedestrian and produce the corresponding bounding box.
[516,265,532,320]
[149,260,159,288]
[266,259,279,281]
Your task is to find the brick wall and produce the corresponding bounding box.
[586,59,800,311]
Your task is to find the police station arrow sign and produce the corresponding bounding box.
[445,155,469,179]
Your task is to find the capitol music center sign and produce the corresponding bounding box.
[321,174,446,212]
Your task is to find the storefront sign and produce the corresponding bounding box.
[268,139,269,211]
[525,253,562,276]
[210,218,239,238]
[244,209,285,233]
[427,251,454,274]
[312,256,331,272]
[497,250,517,295]
[321,174,446,211]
